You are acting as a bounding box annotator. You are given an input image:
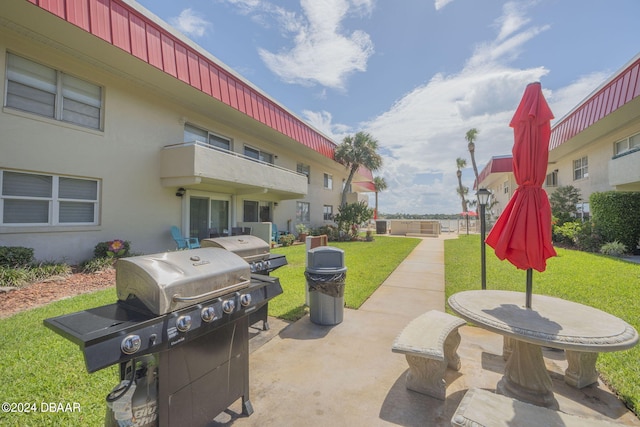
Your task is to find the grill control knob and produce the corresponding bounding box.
[176,315,192,332]
[222,299,236,314]
[121,335,141,355]
[240,294,252,307]
[201,306,217,323]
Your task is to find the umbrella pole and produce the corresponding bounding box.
[526,268,533,308]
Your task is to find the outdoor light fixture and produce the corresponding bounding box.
[176,187,186,197]
[476,188,492,290]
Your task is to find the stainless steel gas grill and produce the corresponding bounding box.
[201,235,287,275]
[201,235,287,330]
[44,247,283,426]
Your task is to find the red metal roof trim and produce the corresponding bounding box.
[353,181,376,192]
[476,156,513,189]
[28,0,339,162]
[550,56,640,151]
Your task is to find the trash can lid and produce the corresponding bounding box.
[307,246,345,269]
[305,266,347,275]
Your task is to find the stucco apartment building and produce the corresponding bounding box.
[0,0,373,264]
[477,53,640,218]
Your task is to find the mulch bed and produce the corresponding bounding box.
[0,269,115,319]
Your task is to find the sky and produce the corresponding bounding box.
[136,0,640,214]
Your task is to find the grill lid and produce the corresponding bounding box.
[201,235,270,262]
[116,248,250,315]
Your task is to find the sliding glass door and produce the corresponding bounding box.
[189,195,230,240]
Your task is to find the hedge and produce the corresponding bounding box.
[590,191,640,253]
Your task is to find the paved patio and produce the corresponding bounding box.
[214,236,639,426]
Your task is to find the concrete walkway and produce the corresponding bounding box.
[217,236,639,426]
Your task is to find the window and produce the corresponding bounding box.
[323,205,333,221]
[244,145,273,164]
[243,200,259,222]
[323,173,333,190]
[297,163,310,184]
[573,156,588,180]
[296,201,310,223]
[5,53,102,130]
[1,170,99,225]
[545,170,558,187]
[503,180,509,194]
[614,132,640,156]
[184,123,231,151]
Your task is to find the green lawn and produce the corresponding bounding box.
[270,236,421,320]
[445,234,640,416]
[0,235,419,426]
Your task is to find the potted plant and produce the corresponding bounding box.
[296,223,309,242]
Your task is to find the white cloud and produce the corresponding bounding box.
[495,2,531,41]
[302,1,605,214]
[170,8,211,38]
[225,0,375,89]
[434,0,455,11]
[547,71,609,124]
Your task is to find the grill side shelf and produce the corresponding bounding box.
[44,304,165,373]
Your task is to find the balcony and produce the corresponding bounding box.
[609,148,640,190]
[160,142,307,199]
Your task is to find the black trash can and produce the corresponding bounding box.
[305,247,347,325]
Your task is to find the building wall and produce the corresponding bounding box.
[0,26,352,263]
[275,158,347,235]
[479,173,516,219]
[547,115,640,202]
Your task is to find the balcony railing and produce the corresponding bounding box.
[160,142,308,199]
[609,148,640,189]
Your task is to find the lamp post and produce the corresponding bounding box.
[476,188,492,290]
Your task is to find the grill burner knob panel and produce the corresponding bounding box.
[223,299,236,314]
[240,294,252,307]
[201,306,217,323]
[176,315,192,332]
[121,334,142,355]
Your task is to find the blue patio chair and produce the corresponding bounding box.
[171,226,200,249]
[271,223,279,243]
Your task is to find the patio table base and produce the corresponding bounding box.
[496,339,558,409]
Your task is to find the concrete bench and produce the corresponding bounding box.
[392,310,466,400]
[452,388,620,426]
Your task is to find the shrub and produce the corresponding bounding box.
[295,223,309,235]
[0,246,34,268]
[334,201,374,241]
[278,234,296,247]
[0,262,71,287]
[573,221,604,253]
[591,191,640,252]
[549,185,582,225]
[94,239,131,259]
[552,221,581,247]
[0,266,31,287]
[80,257,115,273]
[312,225,340,241]
[599,241,627,257]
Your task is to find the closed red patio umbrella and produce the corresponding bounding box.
[485,82,557,308]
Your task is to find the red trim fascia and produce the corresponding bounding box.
[550,56,640,151]
[27,0,341,163]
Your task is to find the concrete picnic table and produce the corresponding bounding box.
[448,290,639,409]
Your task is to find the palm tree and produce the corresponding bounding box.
[466,128,480,185]
[373,176,387,219]
[456,157,468,213]
[335,131,383,207]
